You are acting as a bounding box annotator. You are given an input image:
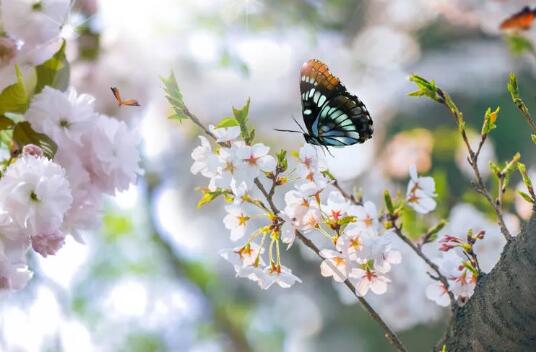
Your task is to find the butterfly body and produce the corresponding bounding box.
[299,59,373,147]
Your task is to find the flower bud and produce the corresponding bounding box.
[22,144,44,158]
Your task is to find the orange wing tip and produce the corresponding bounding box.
[499,6,536,30]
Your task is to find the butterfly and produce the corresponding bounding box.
[110,87,141,107]
[277,59,373,148]
[500,6,536,30]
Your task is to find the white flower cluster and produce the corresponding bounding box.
[0,0,70,90]
[278,145,403,296]
[0,87,140,291]
[192,132,406,296]
[406,165,436,214]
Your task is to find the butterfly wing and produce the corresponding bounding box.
[299,59,373,147]
[111,87,122,106]
[122,99,141,106]
[314,91,373,146]
[300,59,345,132]
[500,6,535,30]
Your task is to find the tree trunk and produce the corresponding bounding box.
[439,209,536,351]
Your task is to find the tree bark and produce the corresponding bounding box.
[439,209,536,351]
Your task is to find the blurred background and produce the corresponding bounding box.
[1,0,535,351]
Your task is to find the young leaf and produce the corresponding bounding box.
[216,116,239,128]
[0,115,15,130]
[13,122,57,158]
[505,34,534,56]
[518,191,535,204]
[162,71,189,122]
[0,65,28,115]
[197,189,228,208]
[384,190,394,214]
[408,74,442,102]
[481,107,500,135]
[423,219,447,244]
[232,98,253,143]
[532,134,536,144]
[35,40,70,93]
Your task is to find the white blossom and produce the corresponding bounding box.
[1,0,70,46]
[235,143,276,183]
[25,87,95,146]
[348,201,380,236]
[319,249,349,282]
[349,268,391,296]
[86,114,141,194]
[223,205,252,241]
[190,136,220,178]
[259,264,301,289]
[426,281,451,307]
[406,164,436,214]
[209,124,241,143]
[0,155,72,237]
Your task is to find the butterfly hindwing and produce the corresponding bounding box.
[299,59,373,147]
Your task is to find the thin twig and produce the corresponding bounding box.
[390,221,457,311]
[442,99,513,241]
[332,179,362,205]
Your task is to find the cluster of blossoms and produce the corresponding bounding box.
[0,0,71,91]
[0,87,140,290]
[191,126,450,297]
[426,230,484,307]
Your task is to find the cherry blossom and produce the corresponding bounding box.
[1,0,70,46]
[26,87,95,146]
[0,155,72,237]
[259,263,301,289]
[320,249,349,282]
[219,242,264,280]
[426,281,451,307]
[350,267,391,296]
[209,125,241,143]
[191,136,221,178]
[31,230,66,257]
[406,164,437,214]
[348,201,380,236]
[235,143,276,183]
[223,205,252,241]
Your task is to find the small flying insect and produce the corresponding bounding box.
[500,6,536,31]
[111,87,141,107]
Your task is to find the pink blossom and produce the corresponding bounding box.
[31,231,66,257]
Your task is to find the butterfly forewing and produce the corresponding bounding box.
[299,59,373,147]
[300,59,344,131]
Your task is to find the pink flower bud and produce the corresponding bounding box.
[0,37,17,67]
[22,144,44,158]
[31,231,66,257]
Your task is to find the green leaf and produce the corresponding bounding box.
[232,98,253,143]
[0,115,15,130]
[507,72,530,115]
[532,134,536,144]
[161,71,189,122]
[481,107,500,135]
[216,116,239,128]
[197,189,229,208]
[12,122,57,158]
[424,219,447,244]
[276,149,287,173]
[103,213,133,242]
[384,190,394,214]
[34,40,70,93]
[0,65,28,115]
[408,74,442,102]
[505,34,534,56]
[441,344,447,352]
[518,190,535,204]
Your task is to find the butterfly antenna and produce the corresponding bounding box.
[274,128,301,134]
[292,117,307,135]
